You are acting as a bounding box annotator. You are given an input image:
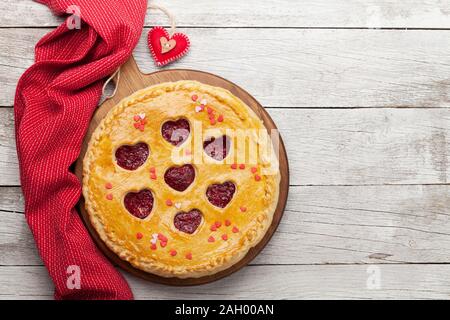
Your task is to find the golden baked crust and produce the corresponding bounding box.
[82,80,280,278]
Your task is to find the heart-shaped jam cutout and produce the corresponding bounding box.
[174,209,203,234]
[164,164,195,191]
[161,119,190,146]
[115,142,149,170]
[206,181,236,208]
[124,189,154,219]
[203,135,231,161]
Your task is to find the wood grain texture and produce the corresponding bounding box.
[3,0,450,299]
[1,264,450,299]
[2,0,450,28]
[2,185,450,266]
[2,107,450,186]
[3,28,450,108]
[74,59,289,285]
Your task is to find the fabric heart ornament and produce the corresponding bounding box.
[148,26,190,66]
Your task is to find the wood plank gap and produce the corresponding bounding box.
[3,105,450,110]
[5,26,450,30]
[290,183,450,187]
[3,182,450,189]
[4,262,450,268]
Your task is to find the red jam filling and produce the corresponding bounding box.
[124,189,154,219]
[203,135,231,161]
[164,164,195,191]
[206,181,236,208]
[115,142,149,170]
[174,209,203,234]
[161,119,190,146]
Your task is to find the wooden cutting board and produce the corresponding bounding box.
[74,56,289,285]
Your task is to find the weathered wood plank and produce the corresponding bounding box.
[2,107,450,186]
[2,184,450,266]
[0,109,19,185]
[1,264,449,299]
[2,28,450,108]
[2,0,450,28]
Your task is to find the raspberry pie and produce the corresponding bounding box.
[83,81,280,278]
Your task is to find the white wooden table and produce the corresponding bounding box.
[1,0,450,299]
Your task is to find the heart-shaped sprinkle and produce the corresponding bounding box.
[255,174,261,181]
[215,221,222,228]
[106,193,113,200]
[225,219,231,226]
[239,164,245,170]
[162,118,190,146]
[240,206,247,212]
[169,249,177,256]
[231,163,237,170]
[136,232,143,240]
[206,181,236,208]
[166,199,173,206]
[160,241,167,248]
[251,166,258,174]
[203,135,231,161]
[191,94,198,102]
[115,142,149,170]
[217,115,224,122]
[105,182,113,189]
[124,189,154,219]
[232,226,239,233]
[174,209,203,234]
[151,244,157,250]
[208,236,215,243]
[158,233,168,242]
[164,164,195,191]
[221,234,228,241]
[133,114,147,131]
[174,202,181,209]
[210,224,217,231]
[185,252,192,260]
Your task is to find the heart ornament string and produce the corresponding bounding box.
[102,3,190,98]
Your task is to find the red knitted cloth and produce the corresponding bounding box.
[14,0,147,299]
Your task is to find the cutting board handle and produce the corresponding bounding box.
[107,56,147,106]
